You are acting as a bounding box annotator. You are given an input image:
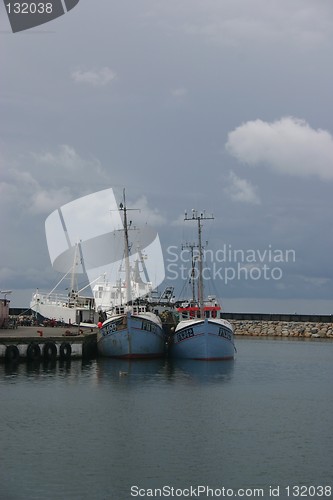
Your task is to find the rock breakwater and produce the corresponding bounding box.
[230,320,333,339]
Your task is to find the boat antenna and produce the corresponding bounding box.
[69,243,80,303]
[119,189,132,305]
[181,242,199,303]
[184,210,214,318]
[118,189,140,306]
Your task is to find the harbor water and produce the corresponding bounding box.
[0,337,332,500]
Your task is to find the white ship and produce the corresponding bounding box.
[30,244,96,324]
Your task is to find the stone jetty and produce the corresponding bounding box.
[230,320,333,339]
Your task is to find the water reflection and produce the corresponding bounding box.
[97,357,235,385]
[96,358,166,384]
[167,358,235,384]
[1,356,235,386]
[0,359,94,382]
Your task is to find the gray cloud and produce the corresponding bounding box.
[146,0,333,49]
[225,171,261,205]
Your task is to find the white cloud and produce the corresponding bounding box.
[130,195,167,227]
[0,145,110,215]
[30,187,72,215]
[33,144,80,169]
[32,144,108,185]
[225,171,261,205]
[33,144,99,172]
[226,117,333,180]
[0,167,73,215]
[171,213,187,227]
[171,87,188,98]
[146,0,333,50]
[71,67,116,87]
[299,275,331,287]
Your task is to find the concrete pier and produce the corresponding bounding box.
[0,326,97,363]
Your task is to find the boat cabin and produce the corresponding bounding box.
[177,298,221,320]
[113,304,148,316]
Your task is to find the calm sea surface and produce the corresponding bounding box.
[0,337,332,500]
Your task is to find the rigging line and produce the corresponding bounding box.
[78,275,103,294]
[205,266,221,301]
[57,207,71,249]
[176,279,188,303]
[47,265,74,296]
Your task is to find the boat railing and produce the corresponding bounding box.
[32,292,94,309]
[132,305,148,314]
[177,304,221,320]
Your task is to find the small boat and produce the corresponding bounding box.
[97,303,165,358]
[30,289,96,325]
[171,210,235,360]
[97,190,166,358]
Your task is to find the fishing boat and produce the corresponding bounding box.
[30,244,97,325]
[92,252,155,313]
[97,190,166,358]
[171,210,235,360]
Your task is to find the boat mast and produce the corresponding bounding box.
[69,243,79,304]
[119,189,132,306]
[181,242,199,303]
[184,210,214,318]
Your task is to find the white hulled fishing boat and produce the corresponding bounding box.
[30,244,96,325]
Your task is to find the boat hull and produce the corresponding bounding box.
[30,291,96,325]
[97,313,166,358]
[171,318,235,360]
[30,302,96,325]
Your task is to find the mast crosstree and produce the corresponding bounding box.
[184,210,214,318]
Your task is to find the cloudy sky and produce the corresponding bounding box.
[1,0,333,313]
